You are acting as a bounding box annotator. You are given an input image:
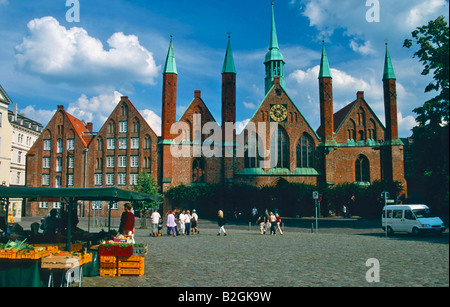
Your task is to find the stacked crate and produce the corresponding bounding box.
[99,256,117,277]
[117,256,145,277]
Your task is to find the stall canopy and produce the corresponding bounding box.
[0,186,160,202]
[0,186,160,251]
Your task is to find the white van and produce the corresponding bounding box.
[382,204,445,236]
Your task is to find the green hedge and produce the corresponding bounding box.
[164,180,404,219]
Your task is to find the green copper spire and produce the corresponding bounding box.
[264,2,284,64]
[264,2,285,94]
[163,36,177,75]
[383,43,396,80]
[319,43,332,79]
[222,35,236,74]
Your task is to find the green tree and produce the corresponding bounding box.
[131,172,162,216]
[403,16,449,211]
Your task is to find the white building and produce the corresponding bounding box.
[8,103,43,221]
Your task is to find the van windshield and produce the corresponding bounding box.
[413,209,433,218]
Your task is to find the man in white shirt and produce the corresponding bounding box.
[179,210,186,235]
[150,209,161,237]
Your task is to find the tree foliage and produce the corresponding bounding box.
[403,16,449,211]
[131,172,162,214]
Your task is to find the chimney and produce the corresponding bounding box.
[357,91,365,101]
[86,122,93,132]
[57,105,65,110]
[194,90,201,99]
[13,103,18,122]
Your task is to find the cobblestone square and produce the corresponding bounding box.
[76,218,449,287]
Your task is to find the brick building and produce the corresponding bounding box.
[25,4,406,218]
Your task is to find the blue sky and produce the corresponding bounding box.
[1,0,448,137]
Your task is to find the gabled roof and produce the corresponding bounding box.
[0,84,13,105]
[178,91,217,124]
[63,110,93,147]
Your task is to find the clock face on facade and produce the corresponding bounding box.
[270,104,288,122]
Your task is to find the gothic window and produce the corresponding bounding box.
[192,158,205,184]
[244,133,262,169]
[121,104,128,116]
[355,155,370,183]
[271,126,289,169]
[296,133,315,168]
[348,119,356,140]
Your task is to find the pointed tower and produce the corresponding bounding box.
[264,2,285,95]
[382,43,400,143]
[162,35,177,140]
[381,43,406,193]
[161,36,178,192]
[318,42,335,145]
[222,35,236,134]
[221,35,237,184]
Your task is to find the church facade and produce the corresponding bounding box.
[25,4,406,218]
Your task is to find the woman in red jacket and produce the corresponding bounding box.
[119,203,135,242]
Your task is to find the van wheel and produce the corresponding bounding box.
[387,226,394,236]
[412,227,420,237]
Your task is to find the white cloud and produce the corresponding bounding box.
[243,101,257,109]
[15,16,160,87]
[141,109,161,136]
[0,0,9,6]
[19,105,54,126]
[67,90,123,129]
[397,112,417,137]
[298,0,449,43]
[349,39,375,55]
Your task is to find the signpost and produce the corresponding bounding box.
[313,191,319,233]
[381,191,390,237]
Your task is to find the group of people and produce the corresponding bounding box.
[160,208,200,237]
[255,209,283,236]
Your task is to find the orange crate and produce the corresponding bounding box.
[100,256,117,263]
[17,249,50,260]
[118,268,144,277]
[118,255,144,262]
[100,262,117,269]
[0,249,16,259]
[118,261,144,269]
[99,268,117,277]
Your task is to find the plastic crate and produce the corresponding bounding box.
[115,245,133,257]
[98,244,116,256]
[117,255,144,262]
[99,268,117,277]
[17,249,50,260]
[100,262,117,269]
[117,268,144,277]
[132,244,148,256]
[100,256,117,263]
[0,249,17,259]
[118,261,144,269]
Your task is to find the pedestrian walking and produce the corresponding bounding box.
[269,212,277,235]
[217,210,227,236]
[342,205,348,218]
[264,209,271,233]
[179,209,186,235]
[255,212,267,235]
[191,209,199,235]
[185,210,191,236]
[166,210,177,237]
[150,209,161,237]
[276,213,283,235]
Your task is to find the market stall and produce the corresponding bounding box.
[0,186,159,287]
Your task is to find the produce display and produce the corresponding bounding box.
[98,237,147,277]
